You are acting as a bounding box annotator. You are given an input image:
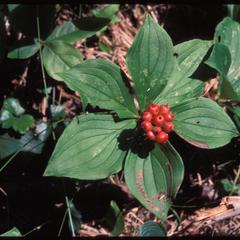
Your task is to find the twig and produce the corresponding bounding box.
[36,6,49,106]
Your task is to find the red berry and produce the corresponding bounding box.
[163,121,174,132]
[156,131,169,144]
[142,111,153,122]
[147,103,160,116]
[141,120,152,131]
[145,131,156,141]
[152,126,162,134]
[153,115,165,126]
[163,112,174,122]
[159,104,169,114]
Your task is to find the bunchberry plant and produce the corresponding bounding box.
[44,15,239,221]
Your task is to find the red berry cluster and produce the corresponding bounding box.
[140,103,174,144]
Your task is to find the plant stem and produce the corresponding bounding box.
[36,6,48,104]
[0,149,22,173]
[230,165,240,195]
[172,199,220,209]
[58,187,80,237]
[170,207,182,225]
[65,196,76,237]
[23,222,48,237]
[57,209,68,237]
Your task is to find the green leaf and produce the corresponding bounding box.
[172,97,239,148]
[50,104,66,121]
[99,41,112,53]
[8,4,20,12]
[9,5,55,39]
[154,39,212,107]
[111,15,120,24]
[46,21,78,42]
[0,227,21,237]
[0,98,34,133]
[0,112,34,133]
[47,17,109,43]
[37,86,52,95]
[0,110,14,129]
[58,59,137,118]
[155,71,204,107]
[126,15,175,110]
[92,4,120,35]
[35,121,52,142]
[8,38,40,59]
[2,98,25,116]
[204,42,238,100]
[0,130,46,159]
[124,142,184,220]
[212,17,240,98]
[72,17,110,39]
[221,179,240,193]
[92,4,119,19]
[174,39,212,77]
[139,221,166,237]
[44,114,136,180]
[12,114,34,133]
[205,42,231,75]
[220,79,239,100]
[233,106,240,118]
[42,40,83,81]
[155,39,212,106]
[104,200,124,236]
[68,201,82,232]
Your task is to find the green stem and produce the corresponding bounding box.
[230,165,240,195]
[172,199,220,209]
[57,209,68,237]
[0,148,22,173]
[169,207,181,225]
[23,222,48,237]
[65,196,76,237]
[36,6,48,104]
[58,188,80,237]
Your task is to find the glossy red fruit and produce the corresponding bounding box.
[142,111,153,122]
[163,112,174,122]
[156,131,169,144]
[145,131,156,141]
[152,126,162,134]
[147,103,160,116]
[163,121,174,132]
[141,120,152,131]
[153,115,165,126]
[159,104,170,114]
